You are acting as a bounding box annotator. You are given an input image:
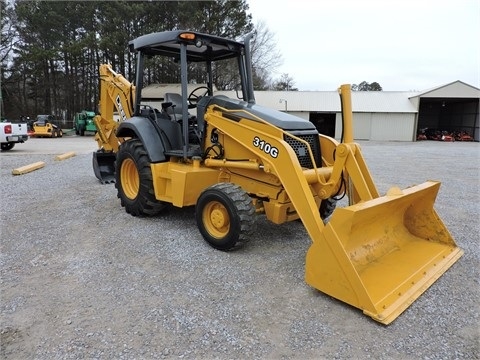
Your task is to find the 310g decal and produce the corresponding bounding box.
[253,136,279,158]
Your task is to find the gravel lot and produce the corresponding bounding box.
[1,137,479,359]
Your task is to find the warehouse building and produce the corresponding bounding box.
[142,80,479,142]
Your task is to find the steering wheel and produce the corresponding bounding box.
[188,86,209,108]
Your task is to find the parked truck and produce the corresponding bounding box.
[0,120,29,150]
[74,110,97,136]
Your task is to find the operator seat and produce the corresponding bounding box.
[164,93,185,121]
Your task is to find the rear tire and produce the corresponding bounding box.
[196,183,256,251]
[115,139,166,216]
[1,143,15,151]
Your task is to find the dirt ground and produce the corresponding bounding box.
[1,137,479,359]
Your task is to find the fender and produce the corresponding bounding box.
[116,116,167,163]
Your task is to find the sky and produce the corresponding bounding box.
[247,0,480,91]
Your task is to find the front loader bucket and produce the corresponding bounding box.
[92,150,116,184]
[305,181,463,325]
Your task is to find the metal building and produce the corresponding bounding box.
[251,90,419,141]
[250,81,479,141]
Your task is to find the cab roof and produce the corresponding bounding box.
[128,30,245,62]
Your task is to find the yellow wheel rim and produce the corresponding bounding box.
[120,158,139,200]
[203,201,230,239]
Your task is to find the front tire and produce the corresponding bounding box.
[196,183,256,251]
[115,139,166,216]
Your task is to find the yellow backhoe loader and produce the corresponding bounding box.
[92,30,463,324]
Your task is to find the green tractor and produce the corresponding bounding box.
[74,110,97,136]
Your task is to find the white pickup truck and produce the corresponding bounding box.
[0,121,29,151]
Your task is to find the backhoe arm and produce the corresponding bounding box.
[94,64,136,152]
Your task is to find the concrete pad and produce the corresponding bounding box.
[12,161,46,175]
[55,151,76,161]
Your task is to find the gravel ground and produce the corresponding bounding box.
[1,138,479,359]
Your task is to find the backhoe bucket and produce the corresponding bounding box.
[92,150,116,184]
[305,181,463,325]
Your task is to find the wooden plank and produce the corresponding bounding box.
[54,151,76,161]
[12,161,46,175]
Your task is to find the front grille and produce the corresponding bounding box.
[284,132,321,169]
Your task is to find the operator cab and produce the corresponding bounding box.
[127,30,255,159]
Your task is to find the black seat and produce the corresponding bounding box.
[164,93,186,121]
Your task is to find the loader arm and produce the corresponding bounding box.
[93,64,136,153]
[203,103,379,208]
[202,102,397,240]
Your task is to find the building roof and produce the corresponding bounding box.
[409,80,480,99]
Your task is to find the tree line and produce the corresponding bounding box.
[1,0,285,122]
[352,81,382,91]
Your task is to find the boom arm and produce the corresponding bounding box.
[93,64,136,152]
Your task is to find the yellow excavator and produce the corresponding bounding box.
[92,30,463,325]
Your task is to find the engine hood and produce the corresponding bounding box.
[205,95,317,132]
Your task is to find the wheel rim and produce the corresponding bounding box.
[120,158,139,200]
[203,201,230,239]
